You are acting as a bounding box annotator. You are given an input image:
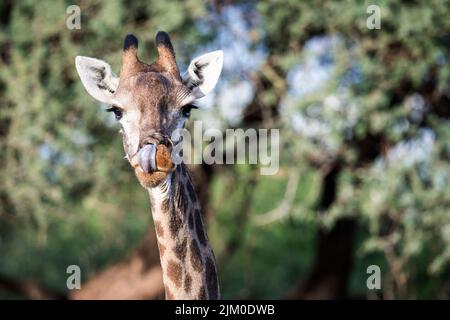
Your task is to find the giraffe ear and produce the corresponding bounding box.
[75,56,119,104]
[182,50,223,101]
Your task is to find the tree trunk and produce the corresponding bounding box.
[293,218,357,299]
[291,161,357,299]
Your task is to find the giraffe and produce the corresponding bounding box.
[75,31,223,300]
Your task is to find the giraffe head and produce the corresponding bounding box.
[75,32,223,188]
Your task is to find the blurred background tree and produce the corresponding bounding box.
[0,0,449,299]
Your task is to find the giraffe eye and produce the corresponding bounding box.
[181,104,198,118]
[106,106,123,120]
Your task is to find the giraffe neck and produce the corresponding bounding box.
[148,164,220,300]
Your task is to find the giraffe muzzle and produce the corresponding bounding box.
[138,143,157,173]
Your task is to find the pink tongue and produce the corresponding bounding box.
[138,144,157,173]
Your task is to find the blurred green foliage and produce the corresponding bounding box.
[0,0,449,299]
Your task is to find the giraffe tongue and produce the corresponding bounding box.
[138,144,157,173]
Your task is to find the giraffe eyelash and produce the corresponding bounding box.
[185,104,198,109]
[106,105,124,120]
[181,104,198,117]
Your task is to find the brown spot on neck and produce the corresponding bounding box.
[155,220,164,238]
[188,209,194,230]
[194,211,207,247]
[190,239,204,273]
[184,273,192,294]
[161,198,170,212]
[158,242,166,257]
[198,286,206,300]
[205,257,219,299]
[186,180,196,202]
[166,260,182,288]
[174,237,188,262]
[169,207,182,237]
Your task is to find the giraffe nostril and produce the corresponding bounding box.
[140,134,172,150]
[141,133,163,146]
